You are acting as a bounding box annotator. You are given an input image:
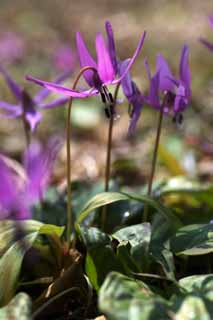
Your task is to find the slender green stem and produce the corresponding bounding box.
[101,83,120,230]
[143,95,166,222]
[66,66,97,248]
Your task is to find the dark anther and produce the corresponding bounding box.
[104,107,111,118]
[108,92,114,103]
[172,113,184,125]
[101,92,106,104]
[177,113,184,125]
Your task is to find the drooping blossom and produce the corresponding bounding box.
[0,138,61,220]
[0,32,25,65]
[199,16,213,51]
[26,21,146,108]
[53,45,76,72]
[119,59,144,134]
[0,65,71,131]
[144,45,191,121]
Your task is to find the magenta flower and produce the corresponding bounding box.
[119,59,144,134]
[26,22,146,104]
[53,45,76,72]
[144,45,191,121]
[0,65,71,131]
[0,138,60,220]
[199,16,213,51]
[0,32,25,65]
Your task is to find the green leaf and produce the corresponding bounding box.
[170,224,213,256]
[0,220,64,306]
[0,293,31,319]
[99,272,170,320]
[179,274,213,302]
[0,233,38,306]
[159,177,213,225]
[113,223,151,271]
[77,191,180,226]
[174,295,211,320]
[149,214,178,280]
[79,227,125,290]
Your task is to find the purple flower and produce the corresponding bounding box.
[0,32,25,65]
[199,16,213,51]
[119,59,144,134]
[144,45,191,120]
[26,22,146,104]
[53,45,76,72]
[0,138,61,220]
[0,65,71,132]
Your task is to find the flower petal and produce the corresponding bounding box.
[199,37,213,51]
[26,75,98,98]
[39,97,69,109]
[128,89,144,135]
[24,138,61,204]
[96,32,115,84]
[179,45,191,99]
[156,54,174,92]
[112,31,146,84]
[119,59,133,98]
[76,32,97,87]
[105,21,118,74]
[0,101,21,112]
[144,59,161,109]
[0,65,22,100]
[34,70,72,103]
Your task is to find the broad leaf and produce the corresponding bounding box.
[0,293,31,319]
[170,224,213,256]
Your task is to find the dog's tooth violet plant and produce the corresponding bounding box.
[0,65,71,145]
[26,21,146,244]
[143,45,191,221]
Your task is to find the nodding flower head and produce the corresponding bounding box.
[26,21,146,117]
[144,45,191,124]
[0,65,71,132]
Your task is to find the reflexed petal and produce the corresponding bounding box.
[0,101,21,112]
[24,138,61,204]
[112,31,146,85]
[179,45,191,98]
[128,95,144,135]
[105,21,118,73]
[199,37,213,51]
[26,75,98,98]
[119,59,133,98]
[96,32,115,83]
[34,70,72,103]
[39,97,69,109]
[148,71,161,109]
[156,54,174,92]
[76,32,97,87]
[0,157,29,219]
[0,65,22,100]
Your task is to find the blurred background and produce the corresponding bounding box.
[0,0,213,187]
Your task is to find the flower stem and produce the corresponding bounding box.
[66,66,97,248]
[101,83,120,230]
[143,95,166,222]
